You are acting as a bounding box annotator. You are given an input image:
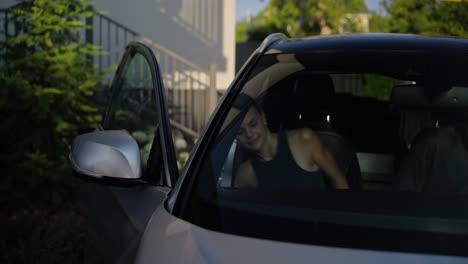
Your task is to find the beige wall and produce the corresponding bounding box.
[217,0,236,91]
[1,0,236,91]
[91,0,235,90]
[0,1,16,8]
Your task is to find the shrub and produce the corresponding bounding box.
[0,0,104,205]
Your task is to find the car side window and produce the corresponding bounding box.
[106,52,159,174]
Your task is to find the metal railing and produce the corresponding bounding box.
[0,9,13,56]
[1,8,216,139]
[85,12,217,138]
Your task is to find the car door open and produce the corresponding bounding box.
[69,41,178,263]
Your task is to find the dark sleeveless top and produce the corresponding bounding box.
[250,130,326,190]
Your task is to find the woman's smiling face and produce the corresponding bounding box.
[236,106,268,152]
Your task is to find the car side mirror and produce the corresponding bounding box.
[69,130,142,181]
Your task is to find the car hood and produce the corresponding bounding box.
[134,206,468,264]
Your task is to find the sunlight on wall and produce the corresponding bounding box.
[176,0,220,46]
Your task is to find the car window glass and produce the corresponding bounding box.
[208,53,468,193]
[106,52,159,173]
[332,74,403,101]
[159,67,206,172]
[181,50,468,255]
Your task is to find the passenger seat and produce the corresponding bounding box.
[271,73,362,189]
[394,85,468,194]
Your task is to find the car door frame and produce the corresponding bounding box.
[102,41,178,186]
[78,41,178,263]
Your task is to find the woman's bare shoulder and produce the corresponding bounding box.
[287,127,319,142]
[238,160,254,173]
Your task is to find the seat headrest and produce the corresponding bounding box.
[260,74,336,130]
[391,85,468,110]
[233,93,256,110]
[392,85,468,127]
[293,74,336,111]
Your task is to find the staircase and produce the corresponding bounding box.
[85,12,218,139]
[1,8,217,140]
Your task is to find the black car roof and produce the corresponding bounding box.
[265,33,468,54]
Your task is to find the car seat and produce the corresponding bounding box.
[262,73,362,189]
[395,85,468,194]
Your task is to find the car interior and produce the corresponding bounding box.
[218,70,468,194]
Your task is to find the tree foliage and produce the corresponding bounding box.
[237,0,468,42]
[236,21,249,43]
[0,0,104,205]
[240,0,367,41]
[374,0,468,37]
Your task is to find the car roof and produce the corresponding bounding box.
[264,33,468,54]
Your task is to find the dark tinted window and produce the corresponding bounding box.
[106,51,159,172]
[180,49,468,255]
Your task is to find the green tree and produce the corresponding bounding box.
[0,0,104,206]
[236,21,249,43]
[383,0,468,37]
[430,1,468,37]
[368,12,390,33]
[245,0,367,40]
[384,0,434,34]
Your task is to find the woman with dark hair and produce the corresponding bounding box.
[234,104,349,190]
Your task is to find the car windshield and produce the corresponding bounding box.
[181,47,468,255]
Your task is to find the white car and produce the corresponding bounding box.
[70,33,468,263]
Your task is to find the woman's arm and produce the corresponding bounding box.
[234,161,257,188]
[294,128,349,189]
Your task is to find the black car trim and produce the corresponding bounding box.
[169,49,266,215]
[192,190,468,256]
